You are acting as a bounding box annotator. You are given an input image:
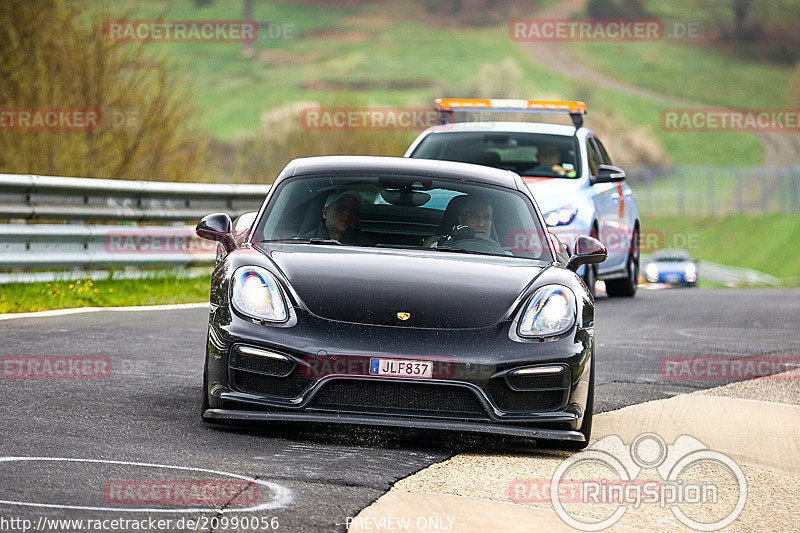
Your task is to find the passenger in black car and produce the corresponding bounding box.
[299,190,374,245]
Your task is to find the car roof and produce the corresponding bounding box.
[284,155,522,189]
[420,121,587,137]
[652,249,692,260]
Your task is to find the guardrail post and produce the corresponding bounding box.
[707,168,715,217]
[794,173,800,214]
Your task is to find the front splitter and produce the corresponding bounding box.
[202,408,585,442]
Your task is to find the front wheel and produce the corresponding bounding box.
[582,263,597,298]
[539,360,594,451]
[201,366,210,421]
[606,228,639,298]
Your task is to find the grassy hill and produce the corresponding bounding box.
[115,0,770,169]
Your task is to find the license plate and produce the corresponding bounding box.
[667,274,681,283]
[369,358,433,379]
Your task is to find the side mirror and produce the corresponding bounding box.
[196,212,235,252]
[232,211,258,246]
[591,164,626,184]
[566,235,607,272]
[548,232,569,264]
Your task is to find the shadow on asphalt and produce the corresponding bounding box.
[207,420,573,458]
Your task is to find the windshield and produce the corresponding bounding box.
[653,251,692,262]
[254,174,552,261]
[410,132,581,178]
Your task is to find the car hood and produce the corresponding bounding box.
[651,261,692,274]
[523,177,583,214]
[258,244,544,328]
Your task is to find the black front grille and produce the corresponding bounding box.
[487,379,567,412]
[309,379,488,418]
[232,352,295,376]
[232,369,309,398]
[506,369,570,390]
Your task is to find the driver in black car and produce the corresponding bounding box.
[455,196,493,237]
[430,196,499,248]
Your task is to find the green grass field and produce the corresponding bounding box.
[0,273,211,313]
[112,0,769,168]
[643,214,800,282]
[570,0,795,111]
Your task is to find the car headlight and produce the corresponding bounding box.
[645,263,659,282]
[231,266,288,322]
[518,285,576,338]
[544,206,577,227]
[685,263,697,282]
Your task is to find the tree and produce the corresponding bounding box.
[0,0,207,180]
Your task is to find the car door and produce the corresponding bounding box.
[587,136,626,272]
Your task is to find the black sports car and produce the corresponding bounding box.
[196,156,606,448]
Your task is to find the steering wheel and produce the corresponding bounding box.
[447,236,506,255]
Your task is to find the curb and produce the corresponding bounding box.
[349,389,800,532]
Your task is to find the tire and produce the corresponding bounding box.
[605,227,639,298]
[582,263,597,298]
[539,358,594,451]
[201,365,210,421]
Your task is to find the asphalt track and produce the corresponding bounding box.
[1,288,798,532]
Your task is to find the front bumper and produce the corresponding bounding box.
[204,305,593,440]
[203,409,586,441]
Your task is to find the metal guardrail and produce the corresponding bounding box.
[0,173,269,221]
[0,173,269,274]
[0,224,216,269]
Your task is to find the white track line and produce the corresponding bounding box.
[0,456,292,513]
[0,303,209,321]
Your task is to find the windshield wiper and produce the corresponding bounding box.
[424,246,498,257]
[260,238,344,245]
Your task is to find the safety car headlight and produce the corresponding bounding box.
[518,285,576,338]
[544,206,577,227]
[685,263,697,282]
[645,263,659,282]
[231,266,288,322]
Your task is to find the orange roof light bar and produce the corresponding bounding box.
[435,98,587,114]
[434,98,587,126]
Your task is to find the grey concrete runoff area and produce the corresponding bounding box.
[1,288,798,531]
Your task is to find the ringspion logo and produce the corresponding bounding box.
[547,433,747,531]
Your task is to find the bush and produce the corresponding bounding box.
[233,95,419,183]
[586,0,650,19]
[0,0,208,181]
